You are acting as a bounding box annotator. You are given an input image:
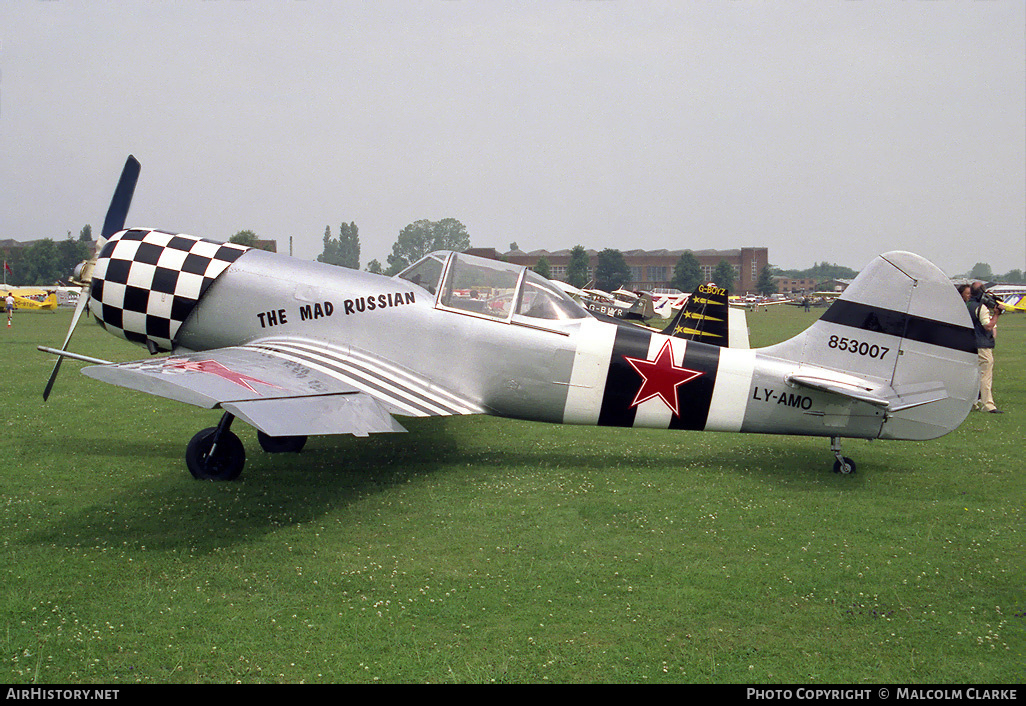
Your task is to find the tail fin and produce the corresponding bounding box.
[761,252,978,440]
[662,284,750,348]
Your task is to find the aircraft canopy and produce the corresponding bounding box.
[400,251,588,323]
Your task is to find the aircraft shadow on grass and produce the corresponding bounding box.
[34,417,868,553]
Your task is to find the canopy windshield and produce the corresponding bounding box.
[515,269,589,321]
[439,253,523,320]
[397,252,447,295]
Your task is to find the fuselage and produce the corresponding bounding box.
[87,230,975,444]
[170,248,885,439]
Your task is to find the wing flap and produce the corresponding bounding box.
[222,395,407,437]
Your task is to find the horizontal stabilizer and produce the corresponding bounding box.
[786,373,948,412]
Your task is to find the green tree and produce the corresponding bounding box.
[56,236,90,282]
[533,256,551,279]
[317,222,361,268]
[79,224,93,243]
[672,251,702,292]
[366,259,383,275]
[968,262,993,281]
[774,261,858,280]
[338,221,360,269]
[318,221,363,268]
[712,259,736,291]
[385,218,470,275]
[566,245,590,288]
[229,230,259,247]
[595,248,632,291]
[1000,269,1023,283]
[18,239,61,285]
[756,264,777,296]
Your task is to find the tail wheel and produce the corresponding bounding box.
[257,430,307,454]
[186,427,245,481]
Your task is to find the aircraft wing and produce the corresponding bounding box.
[81,338,484,437]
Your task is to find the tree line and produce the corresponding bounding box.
[962,262,1023,284]
[316,218,470,276]
[12,218,1019,295]
[317,223,766,295]
[1,226,94,286]
[2,219,768,297]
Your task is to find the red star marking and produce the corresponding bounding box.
[164,358,282,395]
[622,340,703,417]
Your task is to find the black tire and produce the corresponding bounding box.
[832,457,857,475]
[186,427,246,481]
[256,430,307,454]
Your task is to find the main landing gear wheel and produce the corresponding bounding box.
[257,430,307,454]
[829,436,856,475]
[186,414,245,481]
[832,457,857,475]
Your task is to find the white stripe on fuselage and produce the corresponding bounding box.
[704,347,756,432]
[562,318,617,425]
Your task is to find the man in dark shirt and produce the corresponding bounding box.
[961,282,1001,413]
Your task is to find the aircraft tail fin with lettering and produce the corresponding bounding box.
[662,284,749,348]
[760,251,978,440]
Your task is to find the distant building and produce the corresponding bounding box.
[772,276,818,294]
[818,278,853,292]
[0,238,47,251]
[496,247,769,294]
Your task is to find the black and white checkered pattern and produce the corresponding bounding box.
[91,229,249,351]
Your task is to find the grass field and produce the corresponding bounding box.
[2,304,1023,683]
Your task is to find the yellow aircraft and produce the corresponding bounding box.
[997,293,1026,313]
[2,288,58,311]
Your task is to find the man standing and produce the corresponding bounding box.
[963,282,1001,413]
[5,292,14,328]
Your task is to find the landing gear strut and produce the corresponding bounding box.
[830,436,856,475]
[186,412,245,480]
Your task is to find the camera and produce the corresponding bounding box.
[979,290,1002,312]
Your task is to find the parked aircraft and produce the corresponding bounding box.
[985,285,1026,313]
[2,288,58,311]
[660,283,749,348]
[41,156,979,480]
[578,287,656,321]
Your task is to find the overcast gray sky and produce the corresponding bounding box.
[2,1,1023,276]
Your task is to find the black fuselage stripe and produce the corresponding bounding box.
[819,300,976,353]
[598,325,652,427]
[668,342,720,431]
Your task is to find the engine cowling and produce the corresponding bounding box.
[90,228,249,352]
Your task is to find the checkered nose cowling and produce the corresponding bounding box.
[90,229,249,352]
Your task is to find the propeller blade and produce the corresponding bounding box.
[43,155,139,400]
[101,155,141,239]
[42,290,90,401]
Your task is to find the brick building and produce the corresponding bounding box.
[772,276,818,294]
[491,247,769,294]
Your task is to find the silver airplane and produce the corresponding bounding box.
[41,156,980,480]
